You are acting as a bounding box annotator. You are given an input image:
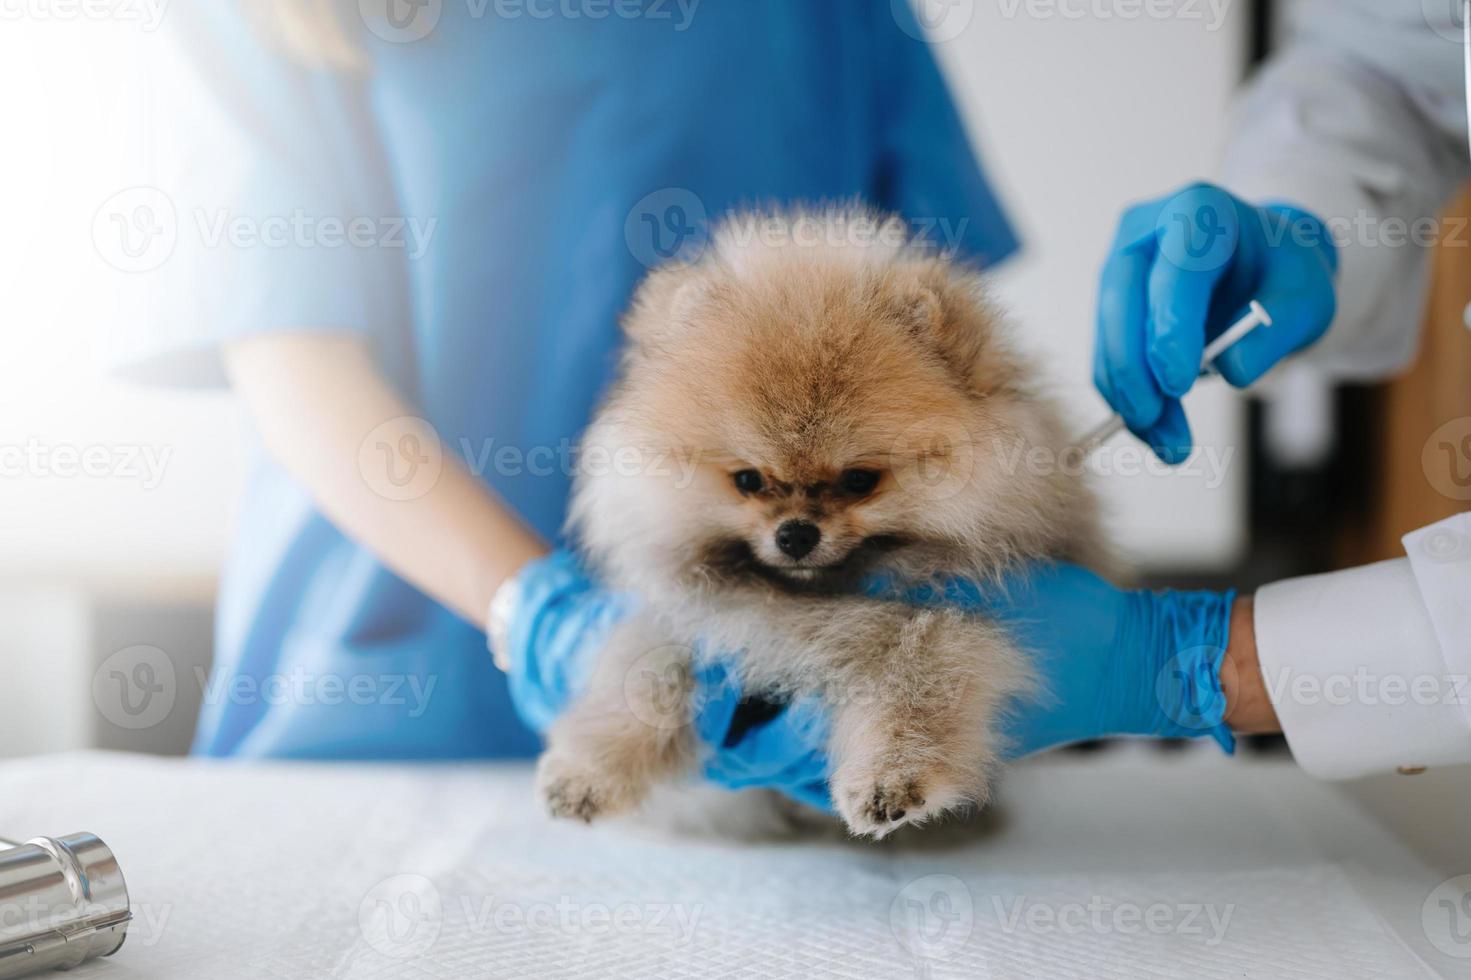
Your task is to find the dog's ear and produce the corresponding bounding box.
[889,281,946,341]
[889,268,1020,397]
[621,263,720,348]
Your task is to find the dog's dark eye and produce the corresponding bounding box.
[732,469,765,495]
[838,468,881,496]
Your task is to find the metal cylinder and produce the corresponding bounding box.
[0,834,131,978]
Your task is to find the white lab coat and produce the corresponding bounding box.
[1220,0,1471,777]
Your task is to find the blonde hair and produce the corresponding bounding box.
[252,0,367,71]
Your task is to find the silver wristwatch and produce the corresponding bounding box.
[486,572,523,672]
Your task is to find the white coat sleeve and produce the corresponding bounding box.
[1219,0,1471,380]
[1253,514,1471,778]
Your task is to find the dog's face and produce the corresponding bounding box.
[574,214,1080,593]
[670,321,988,586]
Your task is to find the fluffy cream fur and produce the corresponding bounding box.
[538,209,1106,837]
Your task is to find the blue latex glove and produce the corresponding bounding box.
[502,552,1236,813]
[500,550,834,806]
[909,564,1237,759]
[1096,183,1338,462]
[703,564,1239,812]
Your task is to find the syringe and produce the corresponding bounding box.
[1077,299,1273,454]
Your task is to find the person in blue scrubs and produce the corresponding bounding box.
[127,0,1021,761]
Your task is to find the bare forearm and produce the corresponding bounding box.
[1221,595,1280,734]
[224,332,547,625]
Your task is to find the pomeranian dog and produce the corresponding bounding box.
[538,209,1106,837]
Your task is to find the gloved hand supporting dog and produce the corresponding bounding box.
[497,550,1236,815]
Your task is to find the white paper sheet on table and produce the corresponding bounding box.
[0,751,1460,979]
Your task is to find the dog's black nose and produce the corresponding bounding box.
[775,520,821,559]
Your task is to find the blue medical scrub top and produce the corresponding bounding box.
[163,0,1018,759]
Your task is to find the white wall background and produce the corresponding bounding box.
[926,0,1251,570]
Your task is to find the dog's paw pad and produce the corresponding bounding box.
[833,768,966,838]
[863,780,925,826]
[541,776,606,823]
[843,779,927,836]
[536,755,628,824]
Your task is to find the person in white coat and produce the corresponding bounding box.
[1088,0,1471,779]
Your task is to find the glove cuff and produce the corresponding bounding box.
[497,549,635,734]
[1147,588,1238,754]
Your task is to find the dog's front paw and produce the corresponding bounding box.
[831,764,969,839]
[535,753,639,823]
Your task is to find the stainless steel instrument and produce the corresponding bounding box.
[0,834,131,978]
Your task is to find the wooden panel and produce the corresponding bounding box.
[1344,186,1471,565]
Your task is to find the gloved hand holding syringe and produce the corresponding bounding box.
[1077,299,1273,454]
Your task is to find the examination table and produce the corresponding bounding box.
[0,749,1465,978]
